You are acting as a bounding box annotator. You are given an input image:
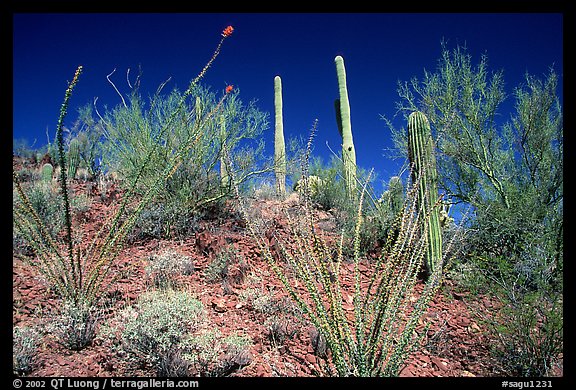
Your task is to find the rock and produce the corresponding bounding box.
[211,298,227,313]
[232,350,253,366]
[431,356,448,371]
[305,354,316,364]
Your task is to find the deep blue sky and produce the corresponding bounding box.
[13,13,563,190]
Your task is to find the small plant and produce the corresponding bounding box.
[184,329,252,376]
[13,326,41,375]
[113,290,205,376]
[491,291,563,377]
[204,245,248,292]
[48,300,101,350]
[145,249,194,289]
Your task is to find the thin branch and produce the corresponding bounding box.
[107,68,127,108]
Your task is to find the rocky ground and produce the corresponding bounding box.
[12,159,563,379]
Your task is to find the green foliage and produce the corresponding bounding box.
[145,249,194,289]
[491,291,563,376]
[183,329,252,377]
[112,290,204,376]
[388,43,563,374]
[67,104,106,178]
[108,289,251,377]
[334,55,357,200]
[379,176,404,217]
[389,44,562,276]
[98,84,269,239]
[294,155,349,212]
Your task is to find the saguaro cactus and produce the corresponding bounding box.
[334,55,357,200]
[381,175,404,217]
[41,163,54,185]
[407,111,442,278]
[67,138,80,180]
[219,115,231,190]
[274,76,287,197]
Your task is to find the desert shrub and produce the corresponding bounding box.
[183,329,252,377]
[48,301,102,350]
[262,297,304,347]
[491,291,563,376]
[145,249,194,289]
[114,290,204,376]
[204,245,249,293]
[13,326,41,375]
[99,81,269,240]
[107,289,251,377]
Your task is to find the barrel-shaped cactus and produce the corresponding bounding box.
[41,163,54,185]
[334,55,357,200]
[407,111,442,278]
[67,138,80,180]
[274,76,287,197]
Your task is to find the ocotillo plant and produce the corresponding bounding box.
[67,138,80,180]
[13,25,235,310]
[274,75,286,197]
[41,163,54,186]
[407,111,442,278]
[334,55,357,200]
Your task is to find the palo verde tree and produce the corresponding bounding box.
[388,43,563,281]
[385,42,563,376]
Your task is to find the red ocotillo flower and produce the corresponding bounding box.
[226,85,234,94]
[222,26,234,38]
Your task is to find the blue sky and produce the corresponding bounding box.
[12,13,563,191]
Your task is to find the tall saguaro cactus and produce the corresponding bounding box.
[274,75,287,197]
[219,114,231,190]
[334,55,357,200]
[407,111,442,278]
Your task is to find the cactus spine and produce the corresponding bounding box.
[67,138,80,180]
[407,111,442,278]
[274,76,286,197]
[334,55,357,200]
[41,163,54,185]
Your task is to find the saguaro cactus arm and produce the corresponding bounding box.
[274,75,287,197]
